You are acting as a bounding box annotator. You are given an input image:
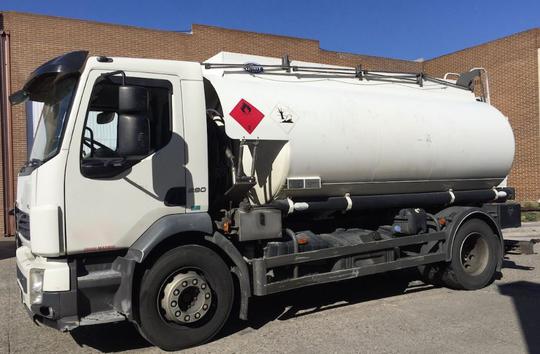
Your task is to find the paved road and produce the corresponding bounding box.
[504,222,540,239]
[1,239,539,354]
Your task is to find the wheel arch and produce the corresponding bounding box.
[438,206,503,270]
[112,213,251,323]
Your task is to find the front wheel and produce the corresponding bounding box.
[137,244,234,351]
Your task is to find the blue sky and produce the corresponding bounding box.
[2,0,539,60]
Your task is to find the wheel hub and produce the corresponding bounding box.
[460,233,489,275]
[160,271,212,324]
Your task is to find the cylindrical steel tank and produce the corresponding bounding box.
[203,53,515,205]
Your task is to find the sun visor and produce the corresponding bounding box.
[9,51,88,105]
[9,90,28,105]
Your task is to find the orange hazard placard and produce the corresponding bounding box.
[229,99,264,134]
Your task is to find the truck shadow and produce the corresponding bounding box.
[222,269,431,335]
[0,239,15,261]
[70,321,150,352]
[502,258,535,271]
[70,269,433,352]
[498,281,540,354]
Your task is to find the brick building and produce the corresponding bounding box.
[0,11,538,236]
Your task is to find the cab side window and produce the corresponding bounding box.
[82,111,118,158]
[81,75,172,177]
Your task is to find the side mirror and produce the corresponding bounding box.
[96,111,116,124]
[117,85,150,157]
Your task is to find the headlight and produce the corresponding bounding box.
[29,268,44,305]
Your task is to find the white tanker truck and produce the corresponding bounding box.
[11,51,521,350]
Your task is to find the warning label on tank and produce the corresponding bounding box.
[229,99,265,134]
[270,104,298,134]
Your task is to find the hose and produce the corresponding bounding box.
[285,228,299,278]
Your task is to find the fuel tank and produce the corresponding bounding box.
[203,52,515,205]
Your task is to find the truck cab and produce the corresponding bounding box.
[14,51,215,330]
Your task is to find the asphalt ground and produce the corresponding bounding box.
[1,235,539,353]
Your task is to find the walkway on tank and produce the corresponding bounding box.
[1,227,539,353]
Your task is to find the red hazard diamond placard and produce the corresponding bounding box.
[229,99,264,134]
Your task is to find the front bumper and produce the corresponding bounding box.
[16,245,78,331]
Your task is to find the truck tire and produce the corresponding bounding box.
[441,219,500,290]
[137,244,234,351]
[417,263,444,286]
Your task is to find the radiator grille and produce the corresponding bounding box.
[15,207,30,240]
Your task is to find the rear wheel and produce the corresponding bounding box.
[137,245,234,351]
[442,219,500,290]
[419,219,500,290]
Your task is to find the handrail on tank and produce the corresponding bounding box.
[470,67,491,104]
[445,68,491,104]
[202,54,477,92]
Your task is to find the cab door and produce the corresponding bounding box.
[64,70,187,253]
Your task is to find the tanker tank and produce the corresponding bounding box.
[202,52,515,206]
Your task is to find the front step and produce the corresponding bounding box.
[79,310,126,326]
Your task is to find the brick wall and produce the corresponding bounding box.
[0,11,538,235]
[424,29,540,202]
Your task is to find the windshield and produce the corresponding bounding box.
[29,76,78,163]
